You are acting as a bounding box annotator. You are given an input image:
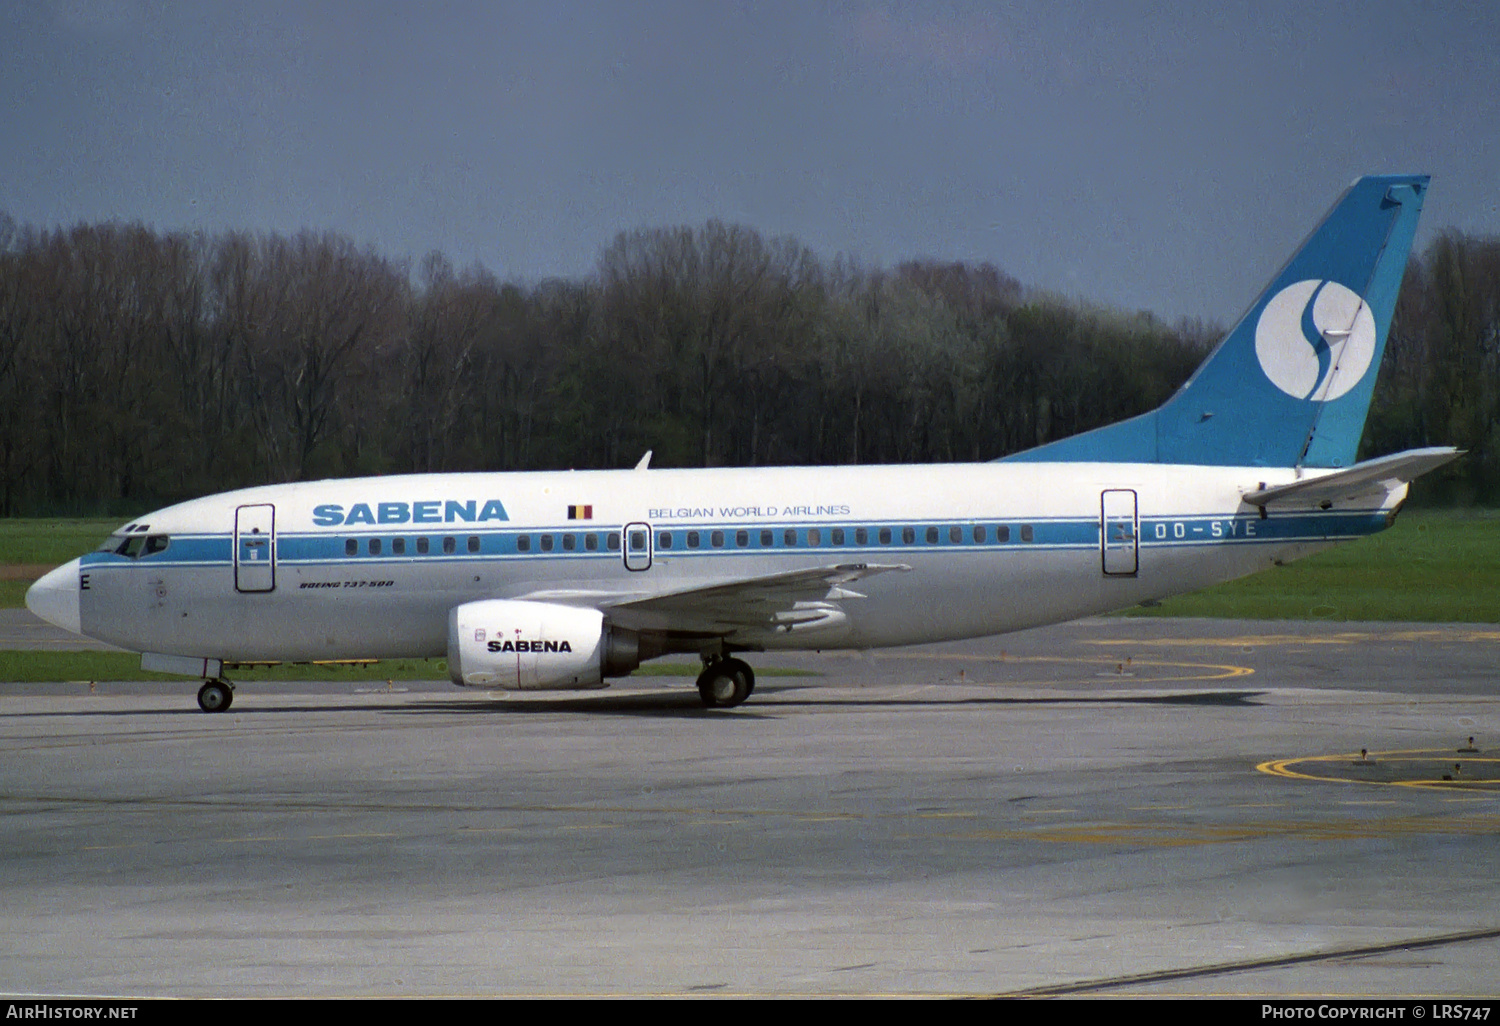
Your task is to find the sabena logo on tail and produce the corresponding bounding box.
[1253,279,1377,402]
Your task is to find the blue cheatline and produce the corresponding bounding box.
[75,509,1390,575]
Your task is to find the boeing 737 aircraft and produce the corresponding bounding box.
[26,175,1459,712]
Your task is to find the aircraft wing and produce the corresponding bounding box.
[1242,446,1462,507]
[515,562,911,637]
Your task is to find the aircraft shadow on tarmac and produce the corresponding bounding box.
[0,687,1267,721]
[389,687,1269,717]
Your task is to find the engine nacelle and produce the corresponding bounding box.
[447,599,640,690]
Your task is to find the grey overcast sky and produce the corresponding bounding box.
[2,0,1498,321]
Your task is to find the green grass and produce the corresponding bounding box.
[0,518,119,608]
[0,652,819,684]
[0,652,443,684]
[1124,509,1500,622]
[0,517,119,565]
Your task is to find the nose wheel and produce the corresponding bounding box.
[696,657,754,708]
[197,679,234,713]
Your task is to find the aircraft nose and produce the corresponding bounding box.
[26,558,82,635]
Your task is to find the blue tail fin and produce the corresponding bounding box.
[1003,174,1429,468]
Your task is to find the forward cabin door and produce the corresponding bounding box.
[234,504,276,592]
[1100,489,1138,577]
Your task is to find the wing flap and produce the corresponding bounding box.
[584,562,911,636]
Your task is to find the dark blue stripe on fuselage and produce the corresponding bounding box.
[73,510,1388,572]
[80,534,229,568]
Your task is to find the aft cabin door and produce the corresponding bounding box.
[1100,490,1138,577]
[234,504,276,592]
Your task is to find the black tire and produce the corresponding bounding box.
[696,660,751,708]
[197,680,233,713]
[725,657,755,696]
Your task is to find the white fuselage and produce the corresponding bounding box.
[51,460,1395,665]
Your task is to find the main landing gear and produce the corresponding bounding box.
[696,656,755,709]
[197,679,234,713]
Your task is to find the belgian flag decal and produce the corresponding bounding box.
[567,505,593,520]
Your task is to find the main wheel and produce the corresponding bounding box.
[725,657,755,696]
[197,680,233,713]
[697,659,751,708]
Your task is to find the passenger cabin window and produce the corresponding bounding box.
[392,537,406,555]
[563,534,576,551]
[417,536,430,554]
[345,538,358,556]
[443,536,456,554]
[585,533,598,551]
[973,525,986,543]
[540,534,554,552]
[949,526,962,544]
[736,530,748,547]
[658,532,672,549]
[926,527,939,544]
[878,527,891,544]
[783,529,797,546]
[710,531,724,548]
[856,528,869,545]
[902,526,915,544]
[760,529,773,547]
[467,536,480,553]
[1020,525,1034,542]
[517,535,531,552]
[807,528,821,546]
[607,532,620,551]
[368,538,381,556]
[996,525,1011,543]
[832,528,845,545]
[687,531,701,549]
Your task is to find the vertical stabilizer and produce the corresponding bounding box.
[1003,175,1428,467]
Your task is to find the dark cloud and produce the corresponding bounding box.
[2,0,1496,320]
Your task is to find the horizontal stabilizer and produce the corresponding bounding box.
[1242,447,1462,507]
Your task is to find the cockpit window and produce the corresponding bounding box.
[109,534,170,558]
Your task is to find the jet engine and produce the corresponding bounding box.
[447,599,641,690]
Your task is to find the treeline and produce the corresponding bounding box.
[0,213,1495,515]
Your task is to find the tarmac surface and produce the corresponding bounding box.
[1,610,1498,998]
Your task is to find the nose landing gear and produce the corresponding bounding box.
[696,656,755,708]
[197,679,234,713]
